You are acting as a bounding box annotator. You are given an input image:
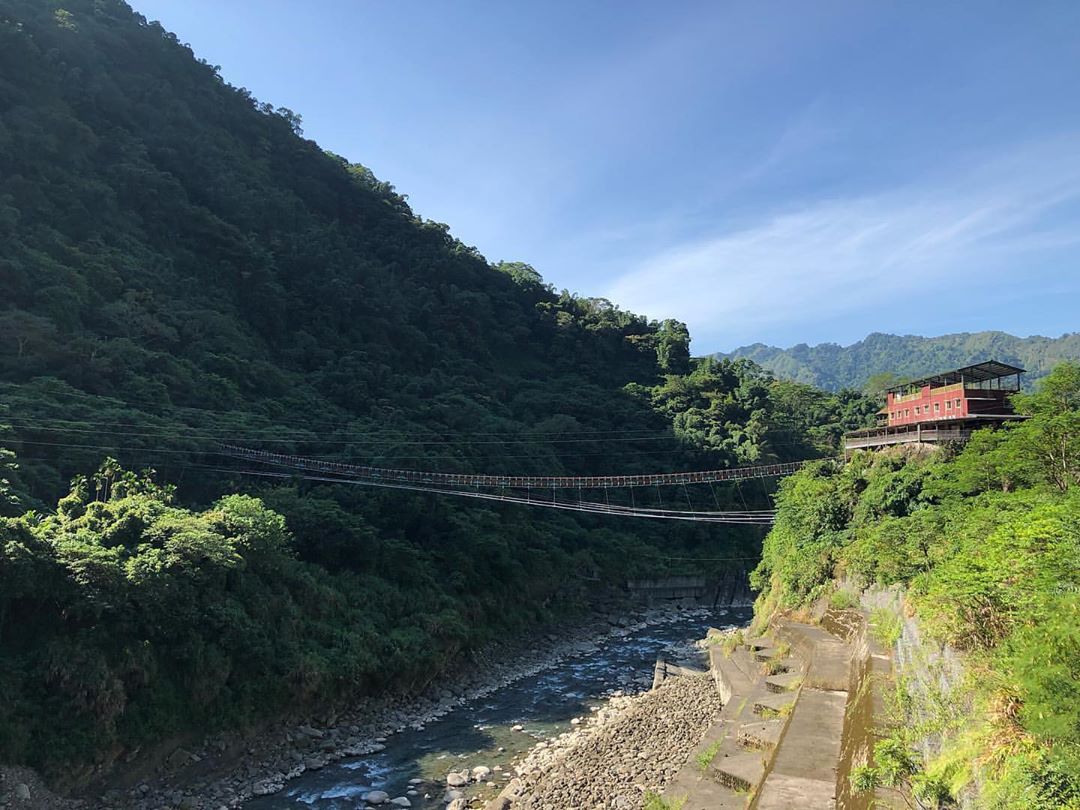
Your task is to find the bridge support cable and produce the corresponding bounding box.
[215,444,820,524]
[216,467,777,524]
[220,445,811,490]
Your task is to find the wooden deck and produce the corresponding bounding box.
[844,414,1027,453]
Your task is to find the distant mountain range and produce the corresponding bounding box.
[716,331,1080,391]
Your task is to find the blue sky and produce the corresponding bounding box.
[132,1,1080,354]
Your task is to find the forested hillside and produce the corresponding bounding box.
[0,0,876,779]
[752,363,1080,808]
[719,331,1080,391]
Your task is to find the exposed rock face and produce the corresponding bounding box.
[510,673,723,808]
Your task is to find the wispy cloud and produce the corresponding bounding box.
[605,137,1080,348]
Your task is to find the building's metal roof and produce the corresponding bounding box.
[886,360,1025,394]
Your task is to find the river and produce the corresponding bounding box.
[247,607,750,809]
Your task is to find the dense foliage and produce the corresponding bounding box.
[721,331,1080,391]
[0,0,873,779]
[752,362,1080,808]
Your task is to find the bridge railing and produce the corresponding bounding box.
[220,445,813,489]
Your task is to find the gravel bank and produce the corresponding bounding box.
[70,607,709,809]
[508,672,723,809]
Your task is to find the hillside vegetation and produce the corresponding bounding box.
[752,362,1080,809]
[0,0,878,780]
[720,331,1080,391]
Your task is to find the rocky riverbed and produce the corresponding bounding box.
[18,605,746,810]
[507,672,724,809]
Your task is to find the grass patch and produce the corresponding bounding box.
[759,702,794,720]
[761,659,788,676]
[717,628,744,657]
[695,736,726,771]
[829,588,860,610]
[644,792,687,810]
[869,607,903,648]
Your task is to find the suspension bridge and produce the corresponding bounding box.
[221,445,815,524]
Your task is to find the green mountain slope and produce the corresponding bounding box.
[0,0,869,778]
[718,331,1080,390]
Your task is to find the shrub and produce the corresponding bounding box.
[869,608,902,648]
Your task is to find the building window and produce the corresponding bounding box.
[955,398,962,408]
[915,406,921,415]
[946,400,952,410]
[934,402,940,413]
[905,409,910,417]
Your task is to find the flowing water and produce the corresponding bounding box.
[247,607,751,808]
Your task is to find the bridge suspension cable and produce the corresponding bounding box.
[219,467,777,524]
[218,445,812,524]
[220,445,809,490]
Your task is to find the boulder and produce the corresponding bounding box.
[447,800,468,810]
[363,790,390,804]
[390,798,411,807]
[443,788,465,802]
[471,765,491,781]
[167,748,193,768]
[14,783,31,801]
[446,772,468,787]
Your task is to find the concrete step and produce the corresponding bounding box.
[736,719,784,752]
[756,619,853,810]
[764,672,802,694]
[759,657,797,678]
[665,724,751,810]
[664,773,748,810]
[708,747,766,793]
[728,647,760,683]
[753,647,780,663]
[752,693,796,718]
[710,647,759,701]
[775,621,851,691]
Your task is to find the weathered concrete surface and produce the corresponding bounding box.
[664,646,771,809]
[754,622,853,809]
[665,633,810,810]
[755,689,847,808]
[627,569,755,606]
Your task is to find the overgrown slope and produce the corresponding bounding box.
[752,363,1080,808]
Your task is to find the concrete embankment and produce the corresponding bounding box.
[478,589,955,810]
[657,605,904,810]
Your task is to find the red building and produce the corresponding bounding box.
[845,361,1027,452]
